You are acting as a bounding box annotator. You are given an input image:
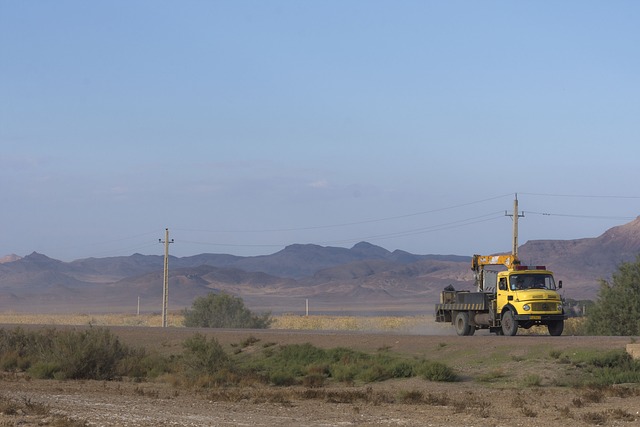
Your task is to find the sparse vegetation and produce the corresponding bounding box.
[523,374,542,387]
[569,350,640,387]
[0,327,162,380]
[0,327,458,391]
[0,395,87,426]
[242,342,458,386]
[1,321,640,426]
[476,369,508,383]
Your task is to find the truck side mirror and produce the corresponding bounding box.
[558,280,562,289]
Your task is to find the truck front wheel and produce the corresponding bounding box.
[547,320,564,336]
[501,310,518,336]
[454,312,473,336]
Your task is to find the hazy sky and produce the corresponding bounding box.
[2,1,639,261]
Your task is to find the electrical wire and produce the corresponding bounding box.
[175,211,507,249]
[525,211,636,220]
[51,192,639,256]
[316,213,506,245]
[520,192,640,199]
[173,193,513,234]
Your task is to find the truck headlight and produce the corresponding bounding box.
[523,304,531,311]
[557,303,563,312]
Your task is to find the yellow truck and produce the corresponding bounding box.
[435,254,565,335]
[434,195,565,336]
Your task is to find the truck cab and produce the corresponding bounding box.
[495,266,564,335]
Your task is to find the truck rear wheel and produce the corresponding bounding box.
[454,312,473,336]
[547,320,564,336]
[501,310,518,336]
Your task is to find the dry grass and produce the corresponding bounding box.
[0,312,582,335]
[0,312,183,327]
[271,314,444,332]
[0,312,449,333]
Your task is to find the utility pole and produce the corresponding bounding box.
[505,194,524,258]
[159,228,174,328]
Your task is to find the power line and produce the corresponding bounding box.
[520,192,640,199]
[525,211,636,220]
[176,211,507,249]
[316,213,506,245]
[174,193,513,234]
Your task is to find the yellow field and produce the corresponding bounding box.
[271,314,446,333]
[0,312,183,327]
[0,312,584,334]
[0,312,446,332]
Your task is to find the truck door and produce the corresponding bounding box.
[496,275,511,313]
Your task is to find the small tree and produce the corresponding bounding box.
[183,293,272,329]
[586,255,640,335]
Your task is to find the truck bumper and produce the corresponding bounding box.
[514,314,565,322]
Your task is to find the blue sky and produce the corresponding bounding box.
[1,1,639,261]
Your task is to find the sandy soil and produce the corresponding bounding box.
[1,326,639,426]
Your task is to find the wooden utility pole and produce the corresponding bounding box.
[506,194,524,258]
[159,228,174,328]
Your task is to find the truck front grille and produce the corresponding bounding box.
[531,302,556,312]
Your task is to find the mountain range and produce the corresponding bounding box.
[1,217,639,315]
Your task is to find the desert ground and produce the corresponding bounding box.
[1,317,639,426]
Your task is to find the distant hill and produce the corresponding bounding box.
[0,254,21,264]
[1,217,639,314]
[519,216,640,298]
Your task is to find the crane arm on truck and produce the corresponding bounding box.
[471,254,519,272]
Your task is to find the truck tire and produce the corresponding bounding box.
[547,320,564,336]
[454,312,472,336]
[501,310,518,336]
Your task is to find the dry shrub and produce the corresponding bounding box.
[133,386,160,399]
[582,388,605,403]
[606,385,640,398]
[511,392,526,408]
[607,408,635,421]
[207,389,251,403]
[582,411,608,425]
[302,374,325,388]
[398,390,423,404]
[453,393,491,417]
[556,405,573,419]
[423,392,449,406]
[302,387,394,405]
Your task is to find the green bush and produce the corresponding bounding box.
[0,327,55,371]
[586,255,640,335]
[183,293,272,328]
[48,327,128,380]
[522,374,542,387]
[568,350,640,386]
[118,347,170,379]
[0,327,149,381]
[28,361,60,379]
[252,343,457,385]
[181,333,230,379]
[416,360,459,382]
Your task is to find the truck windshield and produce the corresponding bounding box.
[509,274,556,291]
